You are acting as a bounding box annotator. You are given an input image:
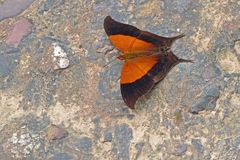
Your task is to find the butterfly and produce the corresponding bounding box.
[104,16,192,109]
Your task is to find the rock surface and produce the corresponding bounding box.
[0,0,239,159]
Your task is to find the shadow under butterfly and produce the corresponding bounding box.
[103,16,193,109]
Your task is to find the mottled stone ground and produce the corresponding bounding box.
[0,0,239,160]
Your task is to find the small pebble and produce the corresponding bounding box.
[174,144,188,156]
[6,18,32,47]
[46,124,68,141]
[52,43,70,69]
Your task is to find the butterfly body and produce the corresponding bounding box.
[104,16,192,109]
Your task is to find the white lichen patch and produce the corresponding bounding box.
[52,43,70,69]
[5,129,41,159]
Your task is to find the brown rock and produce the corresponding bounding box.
[46,124,68,141]
[6,18,32,47]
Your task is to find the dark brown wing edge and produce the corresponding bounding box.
[140,31,185,49]
[120,51,192,109]
[121,73,155,109]
[149,51,187,83]
[104,16,185,49]
[104,16,140,37]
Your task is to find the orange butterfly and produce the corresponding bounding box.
[104,16,192,109]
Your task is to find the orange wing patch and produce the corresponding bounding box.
[120,56,159,84]
[109,35,155,54]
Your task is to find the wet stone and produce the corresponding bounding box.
[201,64,222,82]
[48,153,73,160]
[190,97,214,114]
[205,84,220,97]
[38,0,56,14]
[0,43,20,62]
[20,79,43,109]
[74,137,93,153]
[112,124,133,160]
[19,68,58,109]
[176,0,193,13]
[104,130,113,142]
[0,52,20,78]
[98,62,122,99]
[0,0,35,21]
[0,56,11,77]
[25,115,49,133]
[184,114,205,127]
[190,84,220,113]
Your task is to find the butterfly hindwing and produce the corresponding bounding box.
[120,56,158,108]
[120,53,184,108]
